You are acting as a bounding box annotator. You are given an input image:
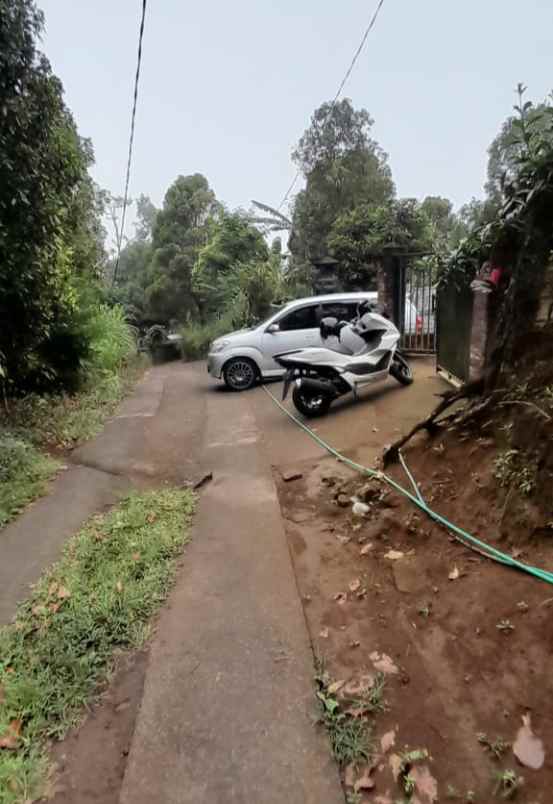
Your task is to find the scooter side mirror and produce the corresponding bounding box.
[266,323,280,334]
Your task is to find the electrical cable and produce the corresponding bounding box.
[113,0,147,284]
[277,0,387,212]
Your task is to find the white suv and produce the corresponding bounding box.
[209,292,403,391]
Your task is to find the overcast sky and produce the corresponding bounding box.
[40,0,552,237]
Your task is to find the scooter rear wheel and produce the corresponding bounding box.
[292,385,332,418]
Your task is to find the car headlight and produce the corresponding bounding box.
[211,339,230,353]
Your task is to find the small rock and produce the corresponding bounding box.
[352,500,370,517]
[319,627,329,639]
[282,470,303,482]
[336,494,350,507]
[384,549,404,561]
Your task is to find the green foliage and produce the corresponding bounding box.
[83,305,137,375]
[493,449,536,495]
[0,0,109,393]
[0,436,59,528]
[289,98,395,265]
[5,357,146,451]
[193,212,269,321]
[442,85,553,304]
[0,488,195,803]
[329,200,432,287]
[145,174,219,322]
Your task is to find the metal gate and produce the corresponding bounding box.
[436,279,474,383]
[399,260,436,353]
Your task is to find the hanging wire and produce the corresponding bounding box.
[113,0,148,284]
[277,0,387,212]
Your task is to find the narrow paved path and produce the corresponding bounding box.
[1,358,445,802]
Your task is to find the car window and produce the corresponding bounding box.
[321,302,358,321]
[278,305,318,331]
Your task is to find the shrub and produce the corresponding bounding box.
[0,436,59,527]
[83,304,137,376]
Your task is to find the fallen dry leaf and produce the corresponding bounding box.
[409,765,438,803]
[48,582,58,596]
[370,651,399,675]
[448,566,460,580]
[32,604,47,617]
[341,674,375,699]
[354,766,375,792]
[389,753,402,781]
[380,729,396,753]
[384,549,404,561]
[344,763,356,788]
[146,512,157,524]
[327,679,345,695]
[132,552,141,562]
[360,542,373,555]
[349,578,361,593]
[0,685,5,705]
[319,627,329,639]
[57,585,71,600]
[344,762,375,792]
[513,713,545,769]
[116,581,123,593]
[0,719,22,750]
[49,602,60,614]
[333,592,347,605]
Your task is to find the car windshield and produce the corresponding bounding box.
[254,304,287,328]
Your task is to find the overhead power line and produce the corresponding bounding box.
[113,0,148,284]
[277,0,387,213]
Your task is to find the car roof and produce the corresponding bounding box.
[283,291,377,309]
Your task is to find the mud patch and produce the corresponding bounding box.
[44,650,148,804]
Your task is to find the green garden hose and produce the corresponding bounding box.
[263,385,553,586]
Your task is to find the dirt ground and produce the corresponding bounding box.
[43,650,148,804]
[275,428,553,803]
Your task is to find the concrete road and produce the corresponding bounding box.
[1,358,446,803]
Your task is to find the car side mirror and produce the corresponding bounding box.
[266,323,280,334]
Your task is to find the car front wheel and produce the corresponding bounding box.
[223,357,258,391]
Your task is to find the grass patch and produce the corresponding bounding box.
[0,437,59,528]
[0,487,195,804]
[314,659,376,766]
[5,357,148,451]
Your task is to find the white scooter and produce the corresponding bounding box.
[274,300,413,417]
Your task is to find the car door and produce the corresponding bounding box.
[260,304,320,372]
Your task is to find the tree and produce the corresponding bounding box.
[145,174,219,322]
[0,0,104,390]
[485,100,553,204]
[192,211,269,321]
[134,194,158,242]
[289,99,395,266]
[329,199,432,288]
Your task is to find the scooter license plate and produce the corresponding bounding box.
[282,370,294,401]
